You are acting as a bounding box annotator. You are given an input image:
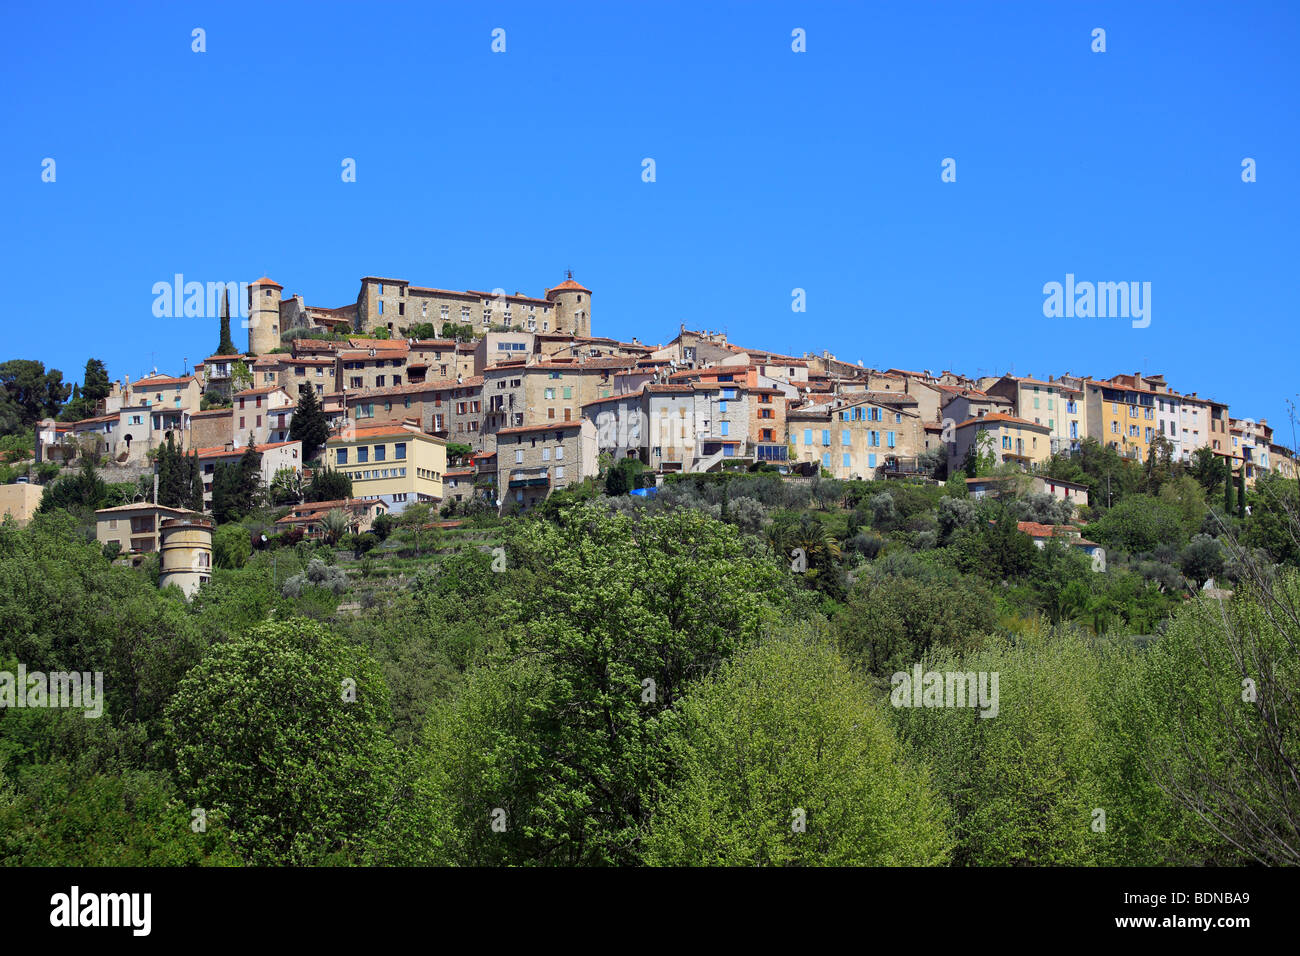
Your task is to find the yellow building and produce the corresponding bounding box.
[325,419,445,514]
[158,516,214,599]
[948,413,1052,474]
[1084,380,1159,462]
[0,481,43,527]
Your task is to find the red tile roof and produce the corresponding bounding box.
[548,276,590,293]
[953,412,1050,430]
[495,421,585,436]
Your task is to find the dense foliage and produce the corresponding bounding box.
[3,429,1299,866]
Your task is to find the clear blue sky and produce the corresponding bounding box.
[3,1,1297,440]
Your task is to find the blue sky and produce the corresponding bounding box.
[3,1,1297,440]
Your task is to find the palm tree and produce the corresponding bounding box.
[322,508,350,546]
[765,516,797,564]
[794,513,842,567]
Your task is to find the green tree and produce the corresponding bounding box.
[644,632,952,866]
[216,289,237,355]
[289,385,329,462]
[306,465,352,503]
[0,360,71,433]
[1242,472,1300,566]
[1117,573,1300,864]
[0,762,238,866]
[321,508,350,546]
[37,458,106,515]
[397,502,434,554]
[269,466,304,506]
[836,568,996,675]
[893,625,1110,865]
[212,523,251,569]
[1082,494,1189,556]
[1190,446,1229,498]
[1179,533,1224,586]
[370,507,795,866]
[165,618,394,864]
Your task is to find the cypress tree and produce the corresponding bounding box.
[82,358,111,405]
[1237,465,1247,519]
[1224,466,1234,515]
[217,289,237,355]
[188,450,205,512]
[289,385,330,462]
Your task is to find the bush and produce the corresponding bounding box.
[1083,495,1189,556]
[281,557,349,598]
[213,524,252,569]
[644,631,952,865]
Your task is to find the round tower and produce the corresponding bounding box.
[247,276,283,354]
[545,272,592,337]
[159,516,214,599]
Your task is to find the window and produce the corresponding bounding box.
[337,449,348,465]
[358,447,369,463]
[822,452,831,468]
[821,430,830,446]
[556,465,565,479]
[868,453,877,468]
[720,421,729,436]
[841,429,850,446]
[719,401,727,413]
[374,445,386,462]
[887,431,896,448]
[542,447,551,461]
[515,449,524,464]
[395,442,406,460]
[804,429,812,445]
[555,446,564,460]
[842,452,851,468]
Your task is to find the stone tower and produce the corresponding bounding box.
[247,276,283,354]
[158,516,214,599]
[545,272,591,337]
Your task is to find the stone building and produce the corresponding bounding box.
[355,272,592,338]
[495,420,598,510]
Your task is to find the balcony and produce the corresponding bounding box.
[880,456,927,477]
[508,467,550,488]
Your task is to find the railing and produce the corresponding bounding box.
[881,457,927,476]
